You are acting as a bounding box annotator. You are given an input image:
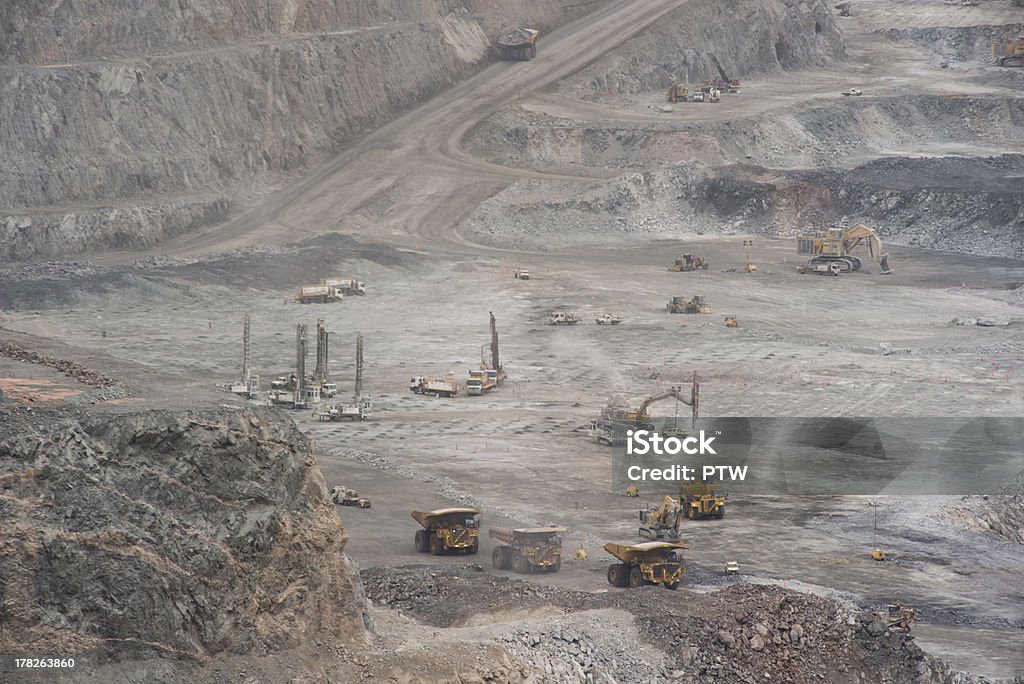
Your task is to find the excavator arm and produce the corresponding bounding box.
[636,372,701,427]
[841,224,893,274]
[637,388,683,416]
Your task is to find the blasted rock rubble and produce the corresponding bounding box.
[363,566,993,684]
[0,340,121,388]
[948,495,1024,544]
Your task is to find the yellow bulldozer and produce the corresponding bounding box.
[669,254,709,271]
[667,295,713,314]
[873,602,917,633]
[796,224,893,274]
[993,34,1024,67]
[666,77,689,103]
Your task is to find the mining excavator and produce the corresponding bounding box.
[639,495,682,540]
[592,372,701,445]
[993,34,1024,67]
[796,224,893,274]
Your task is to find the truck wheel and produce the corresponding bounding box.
[512,552,529,573]
[715,508,725,520]
[607,564,624,586]
[549,557,562,573]
[629,567,644,588]
[466,538,479,555]
[415,530,428,553]
[430,536,445,555]
[492,547,506,569]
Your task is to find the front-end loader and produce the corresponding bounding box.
[680,480,727,519]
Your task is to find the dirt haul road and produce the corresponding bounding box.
[85,0,694,266]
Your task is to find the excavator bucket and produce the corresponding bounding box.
[879,254,893,275]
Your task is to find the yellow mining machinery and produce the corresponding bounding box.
[680,480,727,519]
[993,33,1024,67]
[669,254,709,272]
[592,372,701,445]
[666,77,690,103]
[667,295,713,314]
[639,495,682,541]
[490,527,565,573]
[796,224,893,274]
[411,508,481,555]
[604,542,687,590]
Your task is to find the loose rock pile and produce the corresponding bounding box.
[0,340,120,388]
[948,495,1024,544]
[363,566,991,684]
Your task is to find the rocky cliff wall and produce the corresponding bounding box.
[0,0,605,260]
[557,0,844,98]
[0,405,365,665]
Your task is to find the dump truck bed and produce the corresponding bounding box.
[411,508,480,528]
[603,541,688,562]
[497,28,539,47]
[489,526,566,544]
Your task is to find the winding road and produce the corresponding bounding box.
[90,0,688,265]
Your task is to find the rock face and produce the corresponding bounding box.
[0,0,604,260]
[559,0,844,98]
[0,405,365,663]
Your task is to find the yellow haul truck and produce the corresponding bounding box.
[411,508,481,555]
[604,541,687,590]
[489,527,565,573]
